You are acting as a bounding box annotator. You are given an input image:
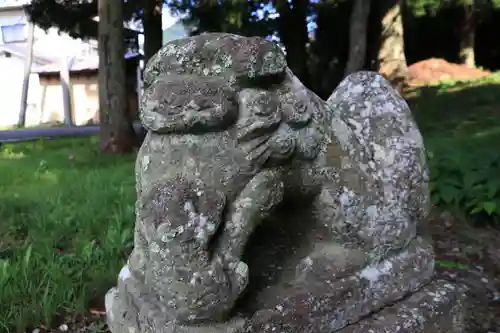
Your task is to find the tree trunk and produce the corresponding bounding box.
[18,22,35,128]
[143,0,163,64]
[344,0,372,76]
[459,1,475,68]
[376,0,408,88]
[60,55,74,126]
[274,0,310,87]
[98,0,137,154]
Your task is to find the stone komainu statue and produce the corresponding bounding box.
[105,33,467,333]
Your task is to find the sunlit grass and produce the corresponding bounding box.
[0,137,136,332]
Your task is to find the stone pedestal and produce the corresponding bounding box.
[106,277,466,333]
[106,236,468,333]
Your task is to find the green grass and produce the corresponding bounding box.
[0,137,136,332]
[1,73,500,332]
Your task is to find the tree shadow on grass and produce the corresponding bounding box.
[407,81,500,163]
[406,81,500,143]
[0,135,136,173]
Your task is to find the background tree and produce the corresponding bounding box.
[98,0,137,154]
[24,0,500,102]
[167,0,257,35]
[375,0,408,88]
[344,0,372,76]
[459,0,476,67]
[143,0,163,63]
[25,0,163,62]
[308,0,351,97]
[273,0,311,85]
[406,0,500,68]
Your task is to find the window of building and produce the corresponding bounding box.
[1,23,27,43]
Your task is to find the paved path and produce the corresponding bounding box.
[0,124,144,143]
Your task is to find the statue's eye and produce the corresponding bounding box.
[249,92,275,117]
[203,87,218,96]
[294,101,307,114]
[254,101,275,117]
[253,105,271,116]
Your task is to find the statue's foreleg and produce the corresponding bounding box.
[215,168,285,262]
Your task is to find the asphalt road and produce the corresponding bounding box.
[0,124,144,143]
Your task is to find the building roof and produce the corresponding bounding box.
[32,50,140,75]
[0,0,29,10]
[0,43,54,66]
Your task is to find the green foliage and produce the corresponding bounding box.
[0,137,136,332]
[427,148,500,220]
[436,259,469,269]
[406,0,445,17]
[406,0,500,17]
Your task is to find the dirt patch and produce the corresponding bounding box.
[406,58,491,87]
[423,208,500,332]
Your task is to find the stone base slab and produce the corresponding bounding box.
[338,279,467,333]
[106,279,466,333]
[246,237,436,333]
[106,237,467,333]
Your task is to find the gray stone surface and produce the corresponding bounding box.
[105,33,467,333]
[246,237,435,333]
[338,280,467,333]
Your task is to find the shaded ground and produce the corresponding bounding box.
[30,208,500,333]
[424,209,500,332]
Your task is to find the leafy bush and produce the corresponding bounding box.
[428,146,500,222]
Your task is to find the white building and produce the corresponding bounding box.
[0,1,188,128]
[0,0,100,127]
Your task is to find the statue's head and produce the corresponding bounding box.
[140,33,325,169]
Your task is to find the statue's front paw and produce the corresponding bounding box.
[141,176,226,249]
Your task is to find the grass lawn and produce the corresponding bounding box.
[0,137,136,332]
[1,74,500,332]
